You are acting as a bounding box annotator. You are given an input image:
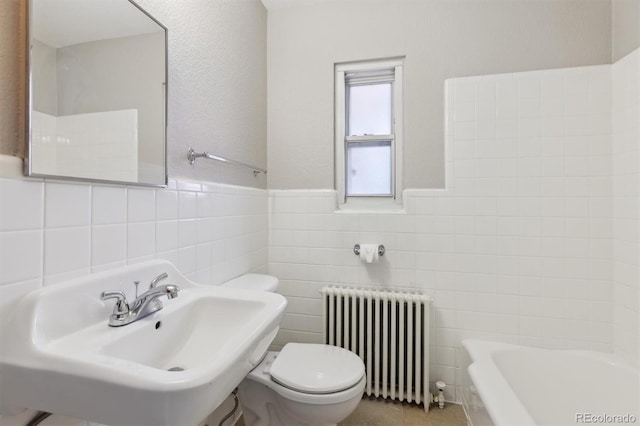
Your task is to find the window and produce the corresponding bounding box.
[335,58,403,206]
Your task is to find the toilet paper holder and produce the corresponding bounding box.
[353,244,385,256]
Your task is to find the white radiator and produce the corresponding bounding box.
[321,287,431,411]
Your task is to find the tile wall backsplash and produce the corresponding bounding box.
[0,171,268,313]
[612,48,640,368]
[269,63,617,402]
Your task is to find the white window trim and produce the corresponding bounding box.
[335,58,404,208]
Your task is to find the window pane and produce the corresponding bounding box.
[346,141,392,196]
[348,83,391,136]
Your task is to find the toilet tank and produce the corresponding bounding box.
[221,274,279,292]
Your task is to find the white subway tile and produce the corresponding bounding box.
[177,246,197,275]
[196,243,212,272]
[44,226,90,276]
[517,74,542,98]
[0,179,43,231]
[155,249,179,266]
[541,70,564,98]
[127,188,156,223]
[156,189,178,220]
[127,222,155,259]
[92,185,126,225]
[565,69,590,96]
[92,224,126,267]
[197,192,215,218]
[0,230,43,285]
[178,219,197,248]
[45,182,91,228]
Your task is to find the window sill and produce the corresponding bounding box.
[335,197,406,214]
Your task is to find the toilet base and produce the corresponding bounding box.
[238,378,364,426]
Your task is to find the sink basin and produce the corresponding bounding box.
[0,260,287,426]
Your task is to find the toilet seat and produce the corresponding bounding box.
[270,343,365,394]
[246,346,366,405]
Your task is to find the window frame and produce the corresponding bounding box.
[335,58,404,207]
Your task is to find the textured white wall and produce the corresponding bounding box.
[0,0,268,188]
[136,0,267,188]
[266,0,612,190]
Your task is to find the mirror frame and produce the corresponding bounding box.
[23,0,168,187]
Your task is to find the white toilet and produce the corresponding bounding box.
[223,274,366,426]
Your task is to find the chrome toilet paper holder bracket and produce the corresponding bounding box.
[353,244,385,256]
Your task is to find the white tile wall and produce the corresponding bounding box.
[0,175,267,298]
[612,48,640,368]
[268,64,615,402]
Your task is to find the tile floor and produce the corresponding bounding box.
[339,397,467,426]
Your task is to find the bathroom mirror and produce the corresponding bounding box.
[25,0,167,186]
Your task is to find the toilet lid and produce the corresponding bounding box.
[269,343,365,394]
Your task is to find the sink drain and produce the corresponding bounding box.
[167,366,184,372]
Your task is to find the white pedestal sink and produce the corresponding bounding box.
[0,260,287,426]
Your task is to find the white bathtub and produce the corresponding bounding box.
[461,340,639,426]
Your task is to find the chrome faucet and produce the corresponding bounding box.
[100,273,180,327]
[149,272,168,288]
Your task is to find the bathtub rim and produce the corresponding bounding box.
[463,340,536,426]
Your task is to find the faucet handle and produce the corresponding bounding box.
[100,291,130,315]
[149,272,168,289]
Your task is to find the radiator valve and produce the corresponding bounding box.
[430,381,446,409]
